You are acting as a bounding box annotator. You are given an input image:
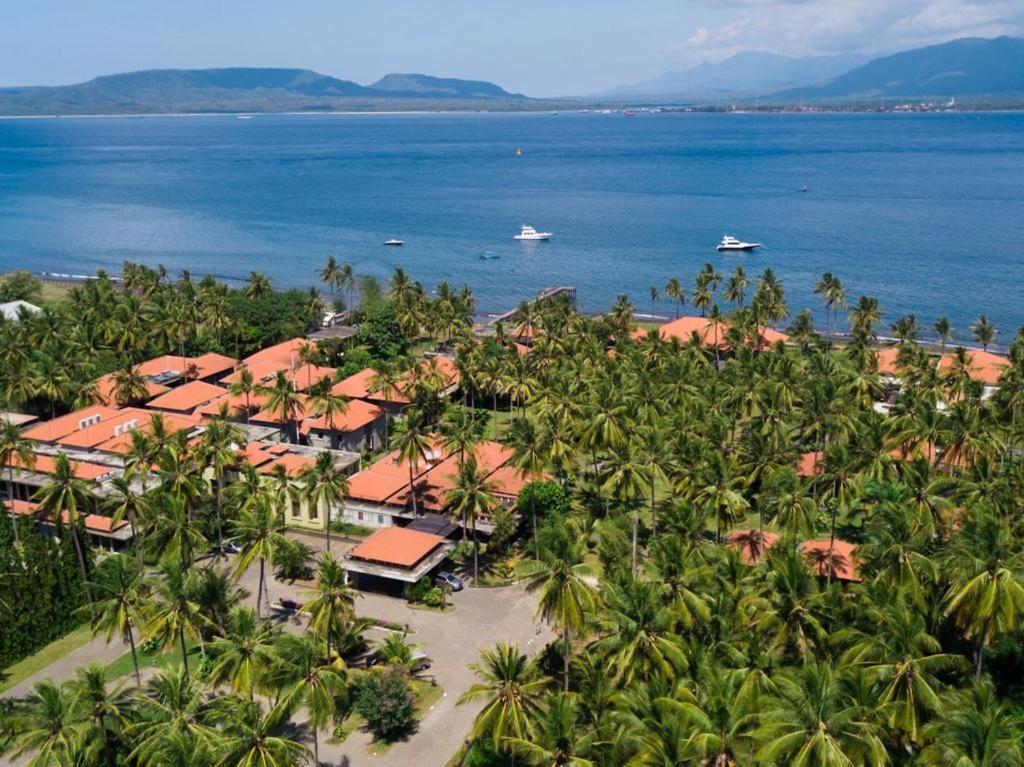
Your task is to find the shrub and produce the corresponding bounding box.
[0,270,43,303]
[354,302,409,360]
[351,667,416,741]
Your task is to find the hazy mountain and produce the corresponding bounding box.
[603,52,867,99]
[369,73,523,99]
[770,36,1024,100]
[0,67,532,115]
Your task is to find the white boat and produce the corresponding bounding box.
[716,235,760,252]
[383,239,404,246]
[514,225,553,241]
[236,115,253,120]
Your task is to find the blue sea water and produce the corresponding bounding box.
[0,111,1022,340]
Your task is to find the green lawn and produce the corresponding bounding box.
[0,624,94,694]
[104,641,198,682]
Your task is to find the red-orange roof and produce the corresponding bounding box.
[332,359,460,406]
[301,399,385,436]
[800,539,861,582]
[331,368,377,400]
[726,529,781,564]
[657,315,789,349]
[220,359,287,386]
[797,452,824,478]
[251,396,313,426]
[286,364,337,392]
[95,374,171,406]
[4,500,126,533]
[148,380,228,413]
[349,527,446,568]
[258,453,315,477]
[22,406,123,443]
[242,338,314,369]
[196,390,269,419]
[875,347,901,375]
[389,441,514,512]
[938,349,1009,386]
[3,454,113,481]
[135,353,237,382]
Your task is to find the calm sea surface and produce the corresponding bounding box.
[1,111,1022,339]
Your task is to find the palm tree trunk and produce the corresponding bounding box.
[72,527,95,619]
[472,517,479,585]
[563,628,571,692]
[975,616,992,680]
[827,505,837,586]
[256,557,265,621]
[314,729,320,766]
[631,506,638,574]
[180,626,190,682]
[531,497,540,560]
[325,500,332,554]
[215,476,224,554]
[408,464,418,515]
[127,621,141,685]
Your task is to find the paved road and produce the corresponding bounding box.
[2,535,549,767]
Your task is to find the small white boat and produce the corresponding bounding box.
[236,115,253,120]
[514,225,553,241]
[384,239,404,246]
[716,235,760,252]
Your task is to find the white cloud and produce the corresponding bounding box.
[678,0,1024,61]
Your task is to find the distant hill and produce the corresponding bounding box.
[0,67,533,115]
[602,52,867,99]
[770,36,1024,100]
[369,73,523,99]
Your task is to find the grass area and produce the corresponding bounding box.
[330,521,375,538]
[39,280,73,304]
[0,624,94,694]
[103,640,198,682]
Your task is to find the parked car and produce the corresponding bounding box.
[409,651,432,673]
[364,650,384,668]
[435,571,463,591]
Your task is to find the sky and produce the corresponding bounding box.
[3,0,1023,96]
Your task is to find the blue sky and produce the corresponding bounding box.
[3,0,1023,95]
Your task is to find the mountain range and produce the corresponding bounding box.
[602,52,867,99]
[0,68,528,115]
[604,36,1024,103]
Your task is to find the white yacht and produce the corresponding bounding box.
[383,239,404,246]
[716,235,760,252]
[514,225,553,241]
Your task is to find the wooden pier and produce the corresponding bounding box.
[487,285,576,325]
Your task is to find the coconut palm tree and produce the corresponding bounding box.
[304,553,359,661]
[458,642,549,752]
[33,452,97,616]
[601,445,648,572]
[227,365,259,424]
[274,634,348,767]
[144,492,208,569]
[5,679,87,767]
[504,694,599,766]
[506,416,550,558]
[206,605,280,699]
[306,382,350,449]
[319,255,341,302]
[970,314,997,352]
[663,277,685,318]
[920,680,1024,766]
[932,316,953,352]
[128,665,216,766]
[0,417,35,551]
[141,562,213,683]
[104,476,150,569]
[110,364,150,406]
[298,451,349,553]
[521,544,598,692]
[67,663,133,767]
[86,553,149,685]
[260,371,303,443]
[392,409,431,516]
[207,696,309,767]
[445,455,499,584]
[244,271,272,300]
[231,497,290,620]
[339,263,355,311]
[941,511,1024,679]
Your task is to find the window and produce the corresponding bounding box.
[308,501,318,521]
[377,514,384,525]
[290,498,301,519]
[357,511,364,521]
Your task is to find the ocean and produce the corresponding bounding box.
[1,111,1022,341]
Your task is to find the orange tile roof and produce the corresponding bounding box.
[242,338,315,369]
[4,501,125,533]
[797,452,824,478]
[148,380,228,412]
[258,453,315,477]
[191,353,238,378]
[266,443,291,455]
[349,527,446,568]
[938,349,1009,386]
[800,539,861,582]
[485,465,535,498]
[4,453,113,481]
[251,396,313,426]
[389,441,513,512]
[301,399,385,436]
[726,529,781,564]
[239,442,275,467]
[286,364,337,392]
[22,406,123,443]
[657,315,789,349]
[135,353,238,381]
[220,359,288,385]
[875,347,901,375]
[5,499,39,516]
[196,390,269,419]
[346,470,411,504]
[331,368,377,399]
[95,374,171,406]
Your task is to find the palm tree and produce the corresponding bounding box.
[104,476,150,569]
[663,277,685,318]
[141,562,213,683]
[933,316,953,352]
[458,642,549,752]
[227,365,259,425]
[724,265,749,307]
[941,511,1024,679]
[244,271,272,300]
[920,680,1024,766]
[199,418,245,555]
[306,381,350,449]
[206,605,280,699]
[144,493,208,569]
[521,546,598,691]
[68,663,133,767]
[504,694,598,766]
[33,452,96,616]
[970,314,997,352]
[261,371,303,443]
[368,362,402,449]
[601,446,647,572]
[231,497,290,620]
[298,451,349,553]
[87,553,149,684]
[5,679,87,767]
[304,553,358,660]
[128,665,216,766]
[392,410,431,516]
[757,663,887,766]
[445,456,499,584]
[208,697,310,767]
[340,263,355,311]
[319,255,341,302]
[274,634,348,767]
[648,285,659,317]
[0,417,35,551]
[506,416,549,559]
[110,364,150,406]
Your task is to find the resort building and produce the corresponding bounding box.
[94,352,238,405]
[0,300,42,321]
[656,315,790,349]
[343,526,454,593]
[342,439,528,533]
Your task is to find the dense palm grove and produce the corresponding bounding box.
[1,260,1024,765]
